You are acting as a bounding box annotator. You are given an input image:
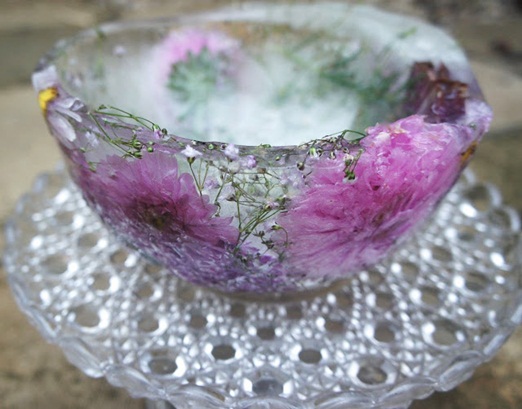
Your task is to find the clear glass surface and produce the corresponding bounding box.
[4,168,522,408]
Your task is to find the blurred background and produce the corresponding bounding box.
[1,1,522,408]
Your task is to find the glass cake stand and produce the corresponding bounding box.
[4,167,522,409]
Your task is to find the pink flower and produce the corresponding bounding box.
[152,28,240,87]
[73,152,294,291]
[83,152,238,248]
[67,149,297,292]
[276,113,490,279]
[147,28,241,130]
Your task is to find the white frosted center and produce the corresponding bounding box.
[81,2,470,147]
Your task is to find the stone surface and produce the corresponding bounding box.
[0,1,521,408]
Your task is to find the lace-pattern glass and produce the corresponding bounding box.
[4,169,522,408]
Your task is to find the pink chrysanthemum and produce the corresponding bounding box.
[152,28,240,87]
[71,150,295,292]
[276,110,491,279]
[83,152,238,248]
[147,28,240,128]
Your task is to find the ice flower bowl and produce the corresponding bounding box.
[33,2,492,294]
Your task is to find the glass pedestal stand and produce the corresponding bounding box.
[4,169,522,409]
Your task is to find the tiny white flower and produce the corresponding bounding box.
[85,131,99,147]
[224,143,239,160]
[375,131,390,143]
[265,200,278,210]
[52,115,77,142]
[389,123,406,135]
[113,45,127,57]
[181,145,202,158]
[204,178,220,190]
[153,128,163,140]
[241,155,257,169]
[344,153,355,162]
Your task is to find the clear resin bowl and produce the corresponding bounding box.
[32,2,492,294]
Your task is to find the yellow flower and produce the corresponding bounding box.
[460,141,478,166]
[38,87,58,113]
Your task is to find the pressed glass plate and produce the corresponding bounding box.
[4,168,522,409]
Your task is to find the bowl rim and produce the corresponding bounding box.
[32,1,485,156]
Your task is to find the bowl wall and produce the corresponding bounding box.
[32,3,492,294]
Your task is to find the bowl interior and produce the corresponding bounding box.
[48,3,467,147]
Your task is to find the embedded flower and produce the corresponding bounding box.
[84,152,239,249]
[32,66,83,146]
[66,149,296,293]
[219,183,236,202]
[406,62,469,123]
[204,178,220,190]
[152,28,240,87]
[280,172,306,190]
[241,155,257,169]
[152,128,164,140]
[147,28,241,126]
[112,45,127,57]
[38,87,58,113]
[166,28,237,63]
[181,145,202,159]
[163,240,295,293]
[276,112,491,279]
[32,65,60,94]
[224,143,240,160]
[59,143,94,188]
[84,131,99,148]
[264,200,279,210]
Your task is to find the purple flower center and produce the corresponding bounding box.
[138,201,177,232]
[406,62,469,123]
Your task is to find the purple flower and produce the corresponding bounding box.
[204,178,220,190]
[152,128,164,140]
[276,113,491,279]
[405,62,469,123]
[60,143,94,191]
[32,66,83,147]
[82,152,238,248]
[162,240,297,293]
[241,155,257,169]
[224,143,240,160]
[66,148,298,293]
[152,28,240,87]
